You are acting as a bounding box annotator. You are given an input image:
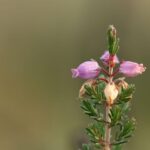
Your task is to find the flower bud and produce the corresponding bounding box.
[100,50,119,65]
[71,60,101,79]
[104,82,118,105]
[119,61,146,77]
[108,25,117,41]
[107,25,117,55]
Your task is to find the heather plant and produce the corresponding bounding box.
[71,25,146,150]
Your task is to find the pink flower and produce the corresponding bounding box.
[71,60,100,79]
[100,51,119,65]
[119,61,146,77]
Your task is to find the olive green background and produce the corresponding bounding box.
[0,0,149,150]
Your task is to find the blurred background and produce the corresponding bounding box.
[0,0,149,150]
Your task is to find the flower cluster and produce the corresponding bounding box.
[71,50,146,80]
[71,25,146,150]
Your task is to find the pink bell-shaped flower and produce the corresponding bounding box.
[119,61,146,77]
[100,51,119,65]
[71,60,101,79]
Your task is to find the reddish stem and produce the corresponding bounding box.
[111,68,119,77]
[101,68,110,76]
[99,78,109,83]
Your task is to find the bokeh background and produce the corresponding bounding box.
[0,0,149,150]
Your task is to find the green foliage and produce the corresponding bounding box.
[80,100,98,118]
[86,122,105,144]
[80,81,136,149]
[109,100,133,127]
[81,143,103,150]
[112,38,120,54]
[115,119,136,142]
[80,81,106,120]
[80,82,136,149]
[112,145,122,150]
[118,84,135,103]
[84,85,102,101]
[84,81,106,103]
[107,25,119,55]
[81,144,91,150]
[109,105,122,127]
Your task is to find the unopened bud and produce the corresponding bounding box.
[108,25,116,38]
[104,82,118,105]
[107,25,119,55]
[108,25,117,43]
